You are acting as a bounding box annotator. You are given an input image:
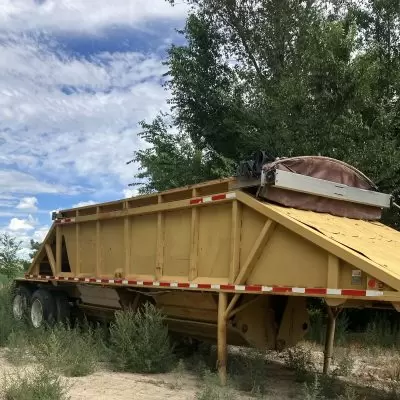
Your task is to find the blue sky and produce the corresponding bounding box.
[0,0,189,257]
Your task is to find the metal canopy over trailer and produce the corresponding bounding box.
[13,156,400,384]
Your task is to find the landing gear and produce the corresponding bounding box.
[323,306,341,375]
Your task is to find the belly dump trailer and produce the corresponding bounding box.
[11,155,400,383]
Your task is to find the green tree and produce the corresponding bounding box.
[0,233,23,280]
[130,114,234,193]
[133,0,400,226]
[21,239,41,272]
[28,239,41,260]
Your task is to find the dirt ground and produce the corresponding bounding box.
[0,344,397,400]
[0,352,300,400]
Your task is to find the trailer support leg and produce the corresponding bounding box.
[323,306,340,375]
[217,292,228,386]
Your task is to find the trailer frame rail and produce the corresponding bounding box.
[22,274,389,300]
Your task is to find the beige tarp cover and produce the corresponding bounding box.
[260,156,382,220]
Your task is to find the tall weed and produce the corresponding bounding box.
[228,348,270,395]
[2,366,70,400]
[32,322,100,377]
[365,315,400,348]
[5,329,33,365]
[302,374,324,400]
[306,309,349,346]
[307,308,326,345]
[0,286,18,347]
[335,312,350,346]
[195,370,237,400]
[285,344,316,382]
[108,303,175,373]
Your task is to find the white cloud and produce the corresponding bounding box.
[72,200,96,208]
[16,196,38,211]
[0,0,188,34]
[0,195,16,208]
[123,188,139,198]
[0,0,187,243]
[32,226,49,244]
[0,33,170,195]
[0,224,49,260]
[0,170,64,194]
[8,215,37,232]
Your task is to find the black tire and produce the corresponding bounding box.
[12,285,32,322]
[30,289,56,329]
[54,292,71,324]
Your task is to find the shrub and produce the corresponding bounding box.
[306,309,349,346]
[302,374,324,400]
[385,381,400,400]
[182,343,215,377]
[333,350,354,377]
[337,384,362,400]
[228,348,270,395]
[0,285,16,347]
[365,315,400,348]
[32,323,99,377]
[335,312,350,346]
[108,303,175,373]
[195,371,237,400]
[319,374,339,399]
[301,373,345,400]
[307,308,326,345]
[5,330,33,365]
[285,344,316,382]
[2,366,70,400]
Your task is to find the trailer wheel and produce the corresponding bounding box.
[12,286,32,322]
[30,289,56,329]
[54,292,70,324]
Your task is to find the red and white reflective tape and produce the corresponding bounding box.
[54,217,76,224]
[24,274,384,298]
[190,192,236,205]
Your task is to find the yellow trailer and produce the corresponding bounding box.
[12,156,400,382]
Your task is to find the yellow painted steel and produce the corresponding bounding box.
[237,192,400,294]
[23,179,400,355]
[263,203,400,288]
[27,180,400,303]
[273,206,400,273]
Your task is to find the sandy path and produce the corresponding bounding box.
[0,343,397,399]
[0,355,198,400]
[5,343,393,400]
[67,371,197,400]
[0,351,298,400]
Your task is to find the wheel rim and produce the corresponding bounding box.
[12,294,25,320]
[31,299,44,328]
